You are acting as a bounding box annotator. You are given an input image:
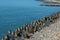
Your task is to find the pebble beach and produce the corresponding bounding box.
[27,16,60,40]
[2,12,60,40]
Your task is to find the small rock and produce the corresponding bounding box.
[48,30,52,32]
[40,35,44,38]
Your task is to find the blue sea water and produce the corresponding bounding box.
[0,0,60,40]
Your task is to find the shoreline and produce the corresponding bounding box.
[2,12,60,40]
[27,18,60,40]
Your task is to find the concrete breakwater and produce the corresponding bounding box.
[2,12,60,40]
[40,4,60,7]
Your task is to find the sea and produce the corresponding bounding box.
[0,0,60,39]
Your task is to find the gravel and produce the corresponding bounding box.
[27,18,60,40]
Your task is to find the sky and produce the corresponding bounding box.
[0,0,40,7]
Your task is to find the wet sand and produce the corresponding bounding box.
[27,18,60,40]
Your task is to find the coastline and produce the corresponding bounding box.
[27,18,60,40]
[2,12,60,40]
[40,4,60,7]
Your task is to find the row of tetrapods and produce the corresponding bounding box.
[2,12,60,40]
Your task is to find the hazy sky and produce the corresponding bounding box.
[0,0,40,7]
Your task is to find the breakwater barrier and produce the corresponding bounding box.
[2,12,60,40]
[40,4,60,7]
